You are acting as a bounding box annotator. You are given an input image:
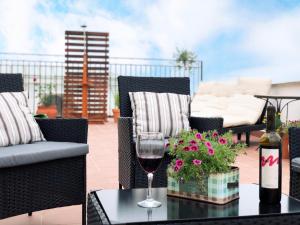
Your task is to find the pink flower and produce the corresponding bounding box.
[183,146,190,151]
[218,137,227,145]
[192,159,202,166]
[212,131,218,138]
[165,143,170,148]
[175,159,184,167]
[189,140,197,145]
[195,133,202,140]
[205,141,212,148]
[190,145,198,151]
[178,139,184,145]
[208,148,215,156]
[174,165,180,172]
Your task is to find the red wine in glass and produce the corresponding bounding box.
[136,132,165,208]
[138,156,163,173]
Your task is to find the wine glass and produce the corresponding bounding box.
[136,132,165,208]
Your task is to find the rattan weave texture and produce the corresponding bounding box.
[0,73,88,225]
[190,116,223,133]
[36,118,88,143]
[0,73,24,92]
[0,156,85,219]
[289,127,300,199]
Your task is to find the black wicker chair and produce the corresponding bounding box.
[289,127,300,200]
[0,74,88,225]
[118,76,223,189]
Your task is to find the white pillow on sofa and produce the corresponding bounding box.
[197,81,237,97]
[191,94,266,128]
[0,92,45,146]
[237,77,271,95]
[223,94,266,127]
[129,92,190,137]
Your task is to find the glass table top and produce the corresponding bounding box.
[95,184,300,224]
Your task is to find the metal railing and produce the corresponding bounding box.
[0,52,203,116]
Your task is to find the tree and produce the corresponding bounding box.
[174,48,197,75]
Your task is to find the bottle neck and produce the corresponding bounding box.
[266,106,276,133]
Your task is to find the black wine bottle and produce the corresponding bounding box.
[259,202,281,214]
[259,106,282,204]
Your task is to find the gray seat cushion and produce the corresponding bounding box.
[0,141,89,168]
[292,157,300,173]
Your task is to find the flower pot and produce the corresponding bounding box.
[36,105,57,118]
[167,167,239,204]
[281,133,289,159]
[112,108,120,123]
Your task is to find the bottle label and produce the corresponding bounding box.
[261,148,279,189]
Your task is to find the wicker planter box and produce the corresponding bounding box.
[167,167,239,205]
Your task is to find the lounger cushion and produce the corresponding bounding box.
[0,141,89,168]
[198,81,237,97]
[191,77,271,128]
[238,77,272,95]
[292,158,300,173]
[192,94,266,127]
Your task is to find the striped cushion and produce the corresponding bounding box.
[129,92,190,137]
[0,92,45,146]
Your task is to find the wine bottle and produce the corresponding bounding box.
[259,106,282,204]
[259,202,281,214]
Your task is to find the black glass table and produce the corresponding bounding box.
[87,184,300,225]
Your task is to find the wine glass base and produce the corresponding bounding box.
[137,199,162,208]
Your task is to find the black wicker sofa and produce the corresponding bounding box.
[117,76,223,189]
[0,74,88,225]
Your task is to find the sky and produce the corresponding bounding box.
[0,0,300,83]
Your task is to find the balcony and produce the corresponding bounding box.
[0,53,295,225]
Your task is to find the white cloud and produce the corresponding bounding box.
[0,0,300,83]
[0,0,38,52]
[241,7,300,65]
[144,0,235,57]
[0,0,153,58]
[0,0,236,58]
[222,6,300,83]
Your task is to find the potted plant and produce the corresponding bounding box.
[36,84,57,118]
[167,129,245,204]
[174,48,197,76]
[112,92,120,123]
[277,120,300,159]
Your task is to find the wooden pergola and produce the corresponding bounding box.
[63,30,109,124]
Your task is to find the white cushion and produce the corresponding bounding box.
[197,81,237,97]
[197,82,215,95]
[223,95,266,127]
[237,77,271,95]
[191,94,266,128]
[191,95,228,111]
[0,92,45,146]
[129,92,190,137]
[191,77,270,128]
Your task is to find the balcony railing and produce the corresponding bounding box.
[0,52,203,116]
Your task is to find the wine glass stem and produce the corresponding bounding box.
[147,173,153,200]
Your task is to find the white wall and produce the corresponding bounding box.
[270,82,300,122]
